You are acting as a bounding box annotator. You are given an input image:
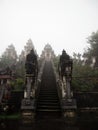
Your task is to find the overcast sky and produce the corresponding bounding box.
[0,0,98,56]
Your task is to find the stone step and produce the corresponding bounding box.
[38,99,59,103]
[37,108,61,112]
[39,92,58,95]
[38,102,59,105]
[39,95,58,98]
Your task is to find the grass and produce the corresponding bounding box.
[0,113,21,119]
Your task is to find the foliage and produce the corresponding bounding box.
[16,61,25,78]
[72,78,95,91]
[72,31,98,91]
[83,31,98,67]
[72,53,98,91]
[12,78,24,91]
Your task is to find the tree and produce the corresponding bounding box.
[83,31,98,67]
[70,51,95,91]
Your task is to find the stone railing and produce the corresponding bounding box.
[35,60,45,100]
[52,60,77,119]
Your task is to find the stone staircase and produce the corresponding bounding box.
[36,61,61,118]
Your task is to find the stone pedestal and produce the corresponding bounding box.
[61,98,77,123]
[21,98,35,110]
[21,98,36,123]
[61,98,77,110]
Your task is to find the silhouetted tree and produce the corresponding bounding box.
[83,31,98,67]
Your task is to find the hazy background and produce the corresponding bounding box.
[0,0,98,56]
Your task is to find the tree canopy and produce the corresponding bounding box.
[83,31,98,67]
